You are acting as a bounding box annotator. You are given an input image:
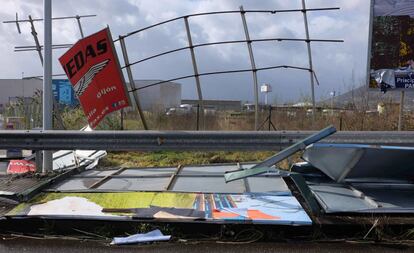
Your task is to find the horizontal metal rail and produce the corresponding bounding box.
[14,44,72,52]
[3,14,97,23]
[131,65,320,92]
[118,7,340,41]
[125,38,343,68]
[0,130,413,151]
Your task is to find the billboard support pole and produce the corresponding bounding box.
[398,90,405,131]
[28,16,66,131]
[240,6,259,130]
[184,17,205,130]
[42,0,53,173]
[301,0,316,127]
[119,36,148,130]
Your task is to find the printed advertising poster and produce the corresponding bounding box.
[52,79,78,106]
[369,0,414,92]
[7,192,312,225]
[59,28,130,128]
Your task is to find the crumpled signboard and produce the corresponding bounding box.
[59,28,130,128]
[369,0,414,92]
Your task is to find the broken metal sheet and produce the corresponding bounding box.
[53,150,107,171]
[351,184,414,212]
[309,182,414,214]
[7,192,312,225]
[52,125,107,171]
[224,125,336,182]
[47,163,291,194]
[171,176,245,193]
[309,184,377,213]
[246,177,290,193]
[52,178,101,190]
[181,164,254,175]
[224,167,277,183]
[303,143,414,182]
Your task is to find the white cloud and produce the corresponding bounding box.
[0,0,370,102]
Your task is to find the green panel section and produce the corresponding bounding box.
[7,192,197,216]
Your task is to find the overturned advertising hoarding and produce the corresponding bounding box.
[369,0,414,92]
[59,28,130,128]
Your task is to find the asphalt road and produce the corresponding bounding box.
[0,238,412,253]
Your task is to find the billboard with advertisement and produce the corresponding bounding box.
[52,79,78,106]
[59,27,130,128]
[369,0,414,92]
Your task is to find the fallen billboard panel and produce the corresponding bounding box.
[59,28,130,128]
[7,192,312,225]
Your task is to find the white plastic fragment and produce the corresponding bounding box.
[52,125,107,171]
[110,229,171,245]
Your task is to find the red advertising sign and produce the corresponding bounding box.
[7,160,36,174]
[59,28,130,128]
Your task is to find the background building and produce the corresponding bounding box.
[0,79,183,113]
[181,99,241,111]
[129,80,181,112]
[0,79,42,109]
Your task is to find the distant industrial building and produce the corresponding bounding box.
[0,79,42,112]
[129,80,181,111]
[181,99,241,111]
[0,79,182,113]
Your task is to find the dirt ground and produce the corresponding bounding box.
[0,238,412,253]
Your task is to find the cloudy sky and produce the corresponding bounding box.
[0,0,370,103]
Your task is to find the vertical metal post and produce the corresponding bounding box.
[120,109,124,130]
[119,36,148,130]
[35,150,42,173]
[366,0,374,88]
[301,0,316,126]
[268,106,272,131]
[28,15,65,131]
[239,6,259,130]
[28,15,43,65]
[398,90,405,131]
[196,103,200,130]
[184,17,204,130]
[42,0,53,173]
[75,15,84,38]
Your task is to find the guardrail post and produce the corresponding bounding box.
[239,6,259,130]
[398,90,405,131]
[184,17,205,130]
[119,36,149,130]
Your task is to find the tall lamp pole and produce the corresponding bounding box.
[42,0,53,172]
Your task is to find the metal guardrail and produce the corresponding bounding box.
[0,131,414,151]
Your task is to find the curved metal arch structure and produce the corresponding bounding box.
[7,3,343,131]
[115,5,342,130]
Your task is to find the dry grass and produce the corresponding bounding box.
[61,104,412,168]
[119,105,413,131]
[99,150,277,168]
